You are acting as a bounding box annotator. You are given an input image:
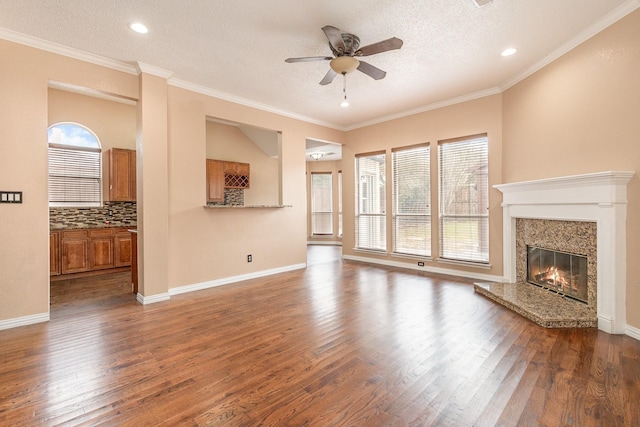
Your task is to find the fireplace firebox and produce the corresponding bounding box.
[526,246,588,304]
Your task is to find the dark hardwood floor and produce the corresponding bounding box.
[1,245,639,426]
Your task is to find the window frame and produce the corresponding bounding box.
[47,122,103,208]
[391,143,431,258]
[310,172,333,236]
[355,151,387,252]
[437,133,489,264]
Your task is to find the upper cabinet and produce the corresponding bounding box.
[109,148,136,201]
[223,161,250,189]
[206,159,225,203]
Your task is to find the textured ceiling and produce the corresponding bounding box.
[0,0,637,130]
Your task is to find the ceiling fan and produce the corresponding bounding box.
[285,25,403,85]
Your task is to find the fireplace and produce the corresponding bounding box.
[476,171,633,333]
[526,246,588,304]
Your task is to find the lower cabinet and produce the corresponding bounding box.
[61,230,90,274]
[52,227,134,277]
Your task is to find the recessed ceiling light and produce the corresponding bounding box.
[501,48,518,57]
[130,22,148,34]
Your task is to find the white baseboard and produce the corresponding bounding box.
[625,324,640,341]
[136,292,170,305]
[342,254,504,283]
[0,312,50,331]
[169,263,307,296]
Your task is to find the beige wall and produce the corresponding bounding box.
[306,159,343,243]
[206,121,280,206]
[47,88,137,200]
[1,9,639,332]
[0,40,137,322]
[342,94,504,277]
[502,10,640,327]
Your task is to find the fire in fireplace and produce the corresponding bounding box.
[526,246,588,304]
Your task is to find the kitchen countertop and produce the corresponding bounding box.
[203,205,292,209]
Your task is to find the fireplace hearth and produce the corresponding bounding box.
[475,171,633,333]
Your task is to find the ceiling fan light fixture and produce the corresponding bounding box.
[330,56,360,74]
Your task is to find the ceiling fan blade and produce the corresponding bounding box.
[319,68,338,85]
[322,25,346,54]
[357,37,403,56]
[285,56,332,63]
[357,61,386,80]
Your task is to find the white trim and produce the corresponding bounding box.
[625,324,640,341]
[0,27,137,75]
[0,312,49,330]
[169,263,307,296]
[345,88,501,131]
[343,254,503,283]
[135,62,173,78]
[495,171,634,334]
[136,292,171,305]
[500,0,640,92]
[169,78,338,130]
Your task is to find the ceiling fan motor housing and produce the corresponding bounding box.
[330,33,361,56]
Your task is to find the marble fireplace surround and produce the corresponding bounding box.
[494,171,634,334]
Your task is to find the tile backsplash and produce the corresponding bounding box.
[50,202,137,229]
[206,188,245,207]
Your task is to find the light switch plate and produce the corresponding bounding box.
[0,191,23,203]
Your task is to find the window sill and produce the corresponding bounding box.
[436,257,491,269]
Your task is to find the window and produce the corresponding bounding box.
[338,170,343,237]
[392,144,430,257]
[355,152,386,251]
[438,134,489,263]
[311,172,333,235]
[48,123,102,207]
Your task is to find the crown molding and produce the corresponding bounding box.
[135,62,173,78]
[345,87,502,131]
[0,27,137,75]
[168,78,342,130]
[500,0,640,92]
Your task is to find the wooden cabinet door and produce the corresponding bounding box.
[50,231,60,276]
[206,159,224,202]
[114,230,132,267]
[61,230,90,274]
[89,229,115,270]
[110,148,136,201]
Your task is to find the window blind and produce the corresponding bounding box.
[355,152,386,251]
[392,144,430,257]
[438,135,489,263]
[338,170,343,237]
[311,172,333,235]
[48,146,102,207]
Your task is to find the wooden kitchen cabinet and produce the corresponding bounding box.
[89,229,115,270]
[50,231,60,276]
[61,230,90,274]
[206,159,225,202]
[109,148,136,201]
[114,229,132,267]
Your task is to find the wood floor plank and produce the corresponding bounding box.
[1,246,639,426]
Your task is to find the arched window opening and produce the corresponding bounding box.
[47,122,102,207]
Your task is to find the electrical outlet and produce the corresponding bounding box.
[247,254,252,263]
[418,262,425,267]
[108,209,114,216]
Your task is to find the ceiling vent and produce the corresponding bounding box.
[473,0,493,7]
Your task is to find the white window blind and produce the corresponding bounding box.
[392,144,430,257]
[355,152,386,251]
[438,134,489,263]
[311,172,333,235]
[48,123,102,207]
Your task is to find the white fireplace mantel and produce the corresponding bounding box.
[494,171,634,334]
